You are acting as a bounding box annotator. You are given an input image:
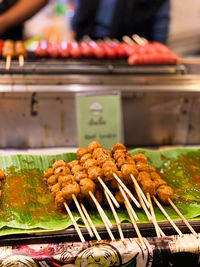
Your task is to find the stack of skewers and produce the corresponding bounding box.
[43,142,198,247]
[0,40,27,70]
[35,35,179,65]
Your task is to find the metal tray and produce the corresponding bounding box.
[0,220,199,246]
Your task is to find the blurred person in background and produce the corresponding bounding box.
[70,0,170,44]
[0,0,49,40]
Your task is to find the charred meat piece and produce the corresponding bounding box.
[76,147,89,159]
[156,185,174,204]
[88,141,102,154]
[80,178,96,198]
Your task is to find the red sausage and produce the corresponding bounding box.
[128,53,178,65]
[88,41,105,59]
[100,42,117,59]
[69,41,82,59]
[109,41,127,58]
[35,40,48,57]
[80,41,94,58]
[0,40,3,57]
[59,41,70,58]
[47,42,59,58]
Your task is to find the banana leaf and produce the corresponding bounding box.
[0,148,200,236]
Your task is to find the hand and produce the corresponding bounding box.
[0,15,8,36]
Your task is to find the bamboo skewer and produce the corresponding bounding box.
[104,190,124,241]
[6,55,11,70]
[113,173,141,208]
[64,202,85,242]
[130,174,150,208]
[122,35,135,45]
[132,34,147,45]
[72,194,94,238]
[98,177,120,208]
[153,196,183,237]
[19,55,24,67]
[168,198,198,238]
[124,201,146,249]
[89,191,113,228]
[81,203,101,241]
[134,185,152,221]
[147,193,163,237]
[89,191,115,241]
[118,185,139,221]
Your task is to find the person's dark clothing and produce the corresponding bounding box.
[71,0,170,44]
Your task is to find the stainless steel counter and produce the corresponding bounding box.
[0,60,200,148]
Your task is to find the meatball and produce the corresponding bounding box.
[89,190,103,207]
[43,168,54,178]
[151,172,166,190]
[110,170,128,190]
[74,171,88,183]
[61,182,80,203]
[156,185,174,204]
[115,191,123,204]
[92,148,105,159]
[76,147,89,159]
[79,153,92,165]
[55,191,65,209]
[88,166,104,181]
[113,149,127,161]
[136,162,150,172]
[137,171,151,183]
[149,165,156,172]
[88,141,102,154]
[71,165,84,175]
[117,153,135,168]
[58,175,74,188]
[110,143,126,154]
[132,153,147,163]
[51,183,60,197]
[68,160,79,169]
[97,153,112,167]
[80,178,96,198]
[54,166,71,176]
[140,179,156,196]
[121,164,138,183]
[102,161,118,181]
[83,159,97,170]
[0,169,4,179]
[52,160,68,169]
[47,175,58,186]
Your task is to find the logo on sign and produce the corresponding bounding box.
[89,102,103,116]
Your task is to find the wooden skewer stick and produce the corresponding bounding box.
[64,202,85,242]
[168,198,198,238]
[113,173,141,208]
[104,190,124,241]
[122,35,135,45]
[147,193,162,238]
[124,201,146,249]
[6,55,11,70]
[98,177,120,208]
[81,202,101,241]
[132,34,147,45]
[89,191,115,240]
[152,196,183,237]
[134,185,152,222]
[89,191,113,228]
[72,194,94,238]
[118,185,139,221]
[131,174,150,208]
[19,55,24,67]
